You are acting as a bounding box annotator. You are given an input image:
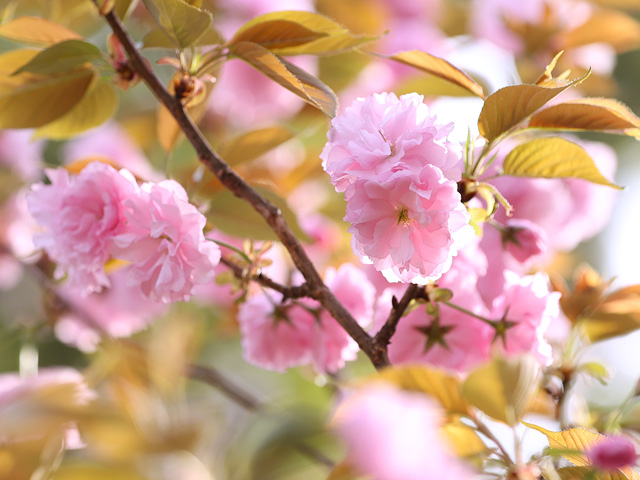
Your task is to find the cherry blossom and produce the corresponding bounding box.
[588,436,638,471]
[332,383,475,480]
[27,162,138,295]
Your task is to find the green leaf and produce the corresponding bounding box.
[502,137,622,189]
[478,73,589,142]
[141,0,213,49]
[206,186,311,242]
[0,66,95,128]
[13,40,102,75]
[230,19,329,49]
[143,24,222,48]
[232,10,378,56]
[374,365,469,415]
[218,126,295,167]
[230,41,338,117]
[388,50,485,98]
[462,356,538,425]
[0,16,82,47]
[529,98,640,138]
[34,80,118,139]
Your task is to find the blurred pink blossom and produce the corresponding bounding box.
[387,290,493,372]
[0,129,44,182]
[238,263,374,373]
[488,272,559,365]
[332,383,475,480]
[27,162,138,295]
[588,436,638,471]
[112,179,220,303]
[55,269,168,352]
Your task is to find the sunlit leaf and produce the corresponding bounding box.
[13,39,102,75]
[502,137,622,189]
[53,463,148,480]
[325,461,365,480]
[478,73,589,141]
[578,285,640,342]
[141,0,212,49]
[441,420,488,459]
[388,50,485,98]
[529,97,640,138]
[143,24,222,48]
[232,10,377,56]
[114,0,139,19]
[230,41,338,117]
[0,66,95,128]
[230,19,329,49]
[462,356,538,425]
[0,16,82,46]
[522,422,600,467]
[554,466,631,480]
[560,9,640,52]
[374,365,469,415]
[218,126,295,167]
[206,186,311,242]
[34,80,118,139]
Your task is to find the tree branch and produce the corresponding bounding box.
[97,5,385,368]
[374,284,422,347]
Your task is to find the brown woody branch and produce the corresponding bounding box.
[374,283,423,347]
[97,5,395,368]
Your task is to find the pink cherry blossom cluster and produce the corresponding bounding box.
[27,161,220,303]
[237,263,375,373]
[321,92,474,284]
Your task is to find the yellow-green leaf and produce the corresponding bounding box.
[374,365,469,415]
[441,420,488,460]
[522,422,601,467]
[529,98,640,138]
[14,40,102,75]
[34,80,118,139]
[218,126,295,167]
[502,137,622,189]
[230,19,329,49]
[207,186,311,242]
[0,67,95,128]
[233,10,377,56]
[325,461,365,480]
[143,24,222,48]
[141,0,213,49]
[230,41,338,117]
[555,466,631,480]
[478,73,589,141]
[462,356,538,425]
[52,464,148,480]
[388,50,485,98]
[560,9,640,53]
[0,16,82,46]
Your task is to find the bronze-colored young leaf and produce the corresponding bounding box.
[462,356,538,425]
[233,10,377,56]
[0,67,95,128]
[478,73,588,142]
[218,126,295,167]
[388,50,485,99]
[577,285,640,342]
[229,19,329,49]
[560,9,640,53]
[13,40,102,75]
[230,41,338,117]
[555,466,631,480]
[34,80,118,139]
[141,0,213,49]
[0,16,82,47]
[502,137,622,189]
[529,98,640,138]
[206,186,311,242]
[50,463,148,480]
[374,365,469,415]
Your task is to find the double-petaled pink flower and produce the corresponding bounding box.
[321,92,472,284]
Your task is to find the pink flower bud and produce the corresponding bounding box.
[588,436,637,471]
[501,218,548,263]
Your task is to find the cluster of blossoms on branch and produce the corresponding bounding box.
[27,161,220,303]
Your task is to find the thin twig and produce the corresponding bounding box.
[220,255,312,299]
[472,414,516,469]
[374,283,422,347]
[97,4,386,368]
